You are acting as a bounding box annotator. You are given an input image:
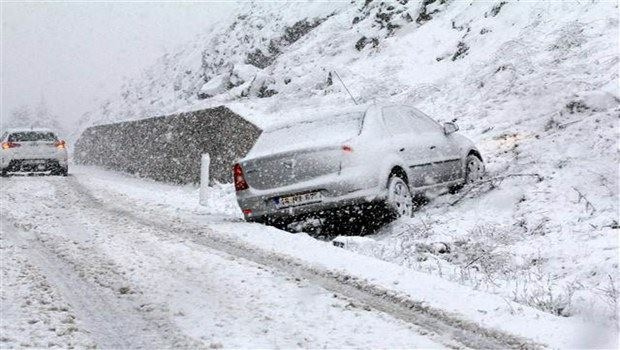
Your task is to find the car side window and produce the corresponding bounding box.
[406,109,442,135]
[382,107,415,135]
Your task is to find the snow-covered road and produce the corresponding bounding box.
[0,174,451,348]
[1,168,611,348]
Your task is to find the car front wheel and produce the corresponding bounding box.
[465,154,485,183]
[386,175,413,218]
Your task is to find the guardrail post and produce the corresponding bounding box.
[199,153,210,206]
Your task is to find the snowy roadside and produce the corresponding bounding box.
[71,166,618,348]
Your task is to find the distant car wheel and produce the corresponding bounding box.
[1,168,7,177]
[464,154,485,183]
[51,165,68,176]
[386,175,413,218]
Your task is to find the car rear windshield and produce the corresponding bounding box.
[251,112,364,155]
[9,132,57,142]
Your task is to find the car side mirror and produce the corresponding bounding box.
[443,122,459,135]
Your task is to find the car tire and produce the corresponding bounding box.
[1,168,7,177]
[386,175,413,218]
[51,165,68,176]
[449,154,485,193]
[464,154,485,184]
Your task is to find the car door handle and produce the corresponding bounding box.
[429,145,436,150]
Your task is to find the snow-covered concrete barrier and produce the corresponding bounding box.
[74,106,261,184]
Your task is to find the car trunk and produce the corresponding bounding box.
[11,141,59,160]
[242,146,342,190]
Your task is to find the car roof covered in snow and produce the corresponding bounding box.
[3,127,56,134]
[259,104,371,132]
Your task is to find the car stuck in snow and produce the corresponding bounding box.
[1,128,68,176]
[233,104,484,227]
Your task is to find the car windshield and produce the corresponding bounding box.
[9,131,57,142]
[251,112,364,155]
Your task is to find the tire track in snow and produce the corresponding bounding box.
[65,176,545,349]
[1,219,176,349]
[4,176,450,348]
[1,178,204,349]
[48,178,450,348]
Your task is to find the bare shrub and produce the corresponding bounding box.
[511,273,577,317]
[596,275,619,318]
[444,240,512,277]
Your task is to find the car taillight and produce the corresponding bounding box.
[1,142,20,150]
[342,145,353,153]
[54,140,66,149]
[233,163,249,191]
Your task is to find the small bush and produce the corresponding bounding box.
[355,36,380,51]
[452,41,470,61]
[486,1,507,18]
[565,100,590,114]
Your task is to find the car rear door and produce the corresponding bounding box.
[381,106,436,188]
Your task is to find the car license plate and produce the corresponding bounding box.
[275,191,322,209]
[25,160,45,165]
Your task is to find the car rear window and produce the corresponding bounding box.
[9,131,57,142]
[251,112,364,155]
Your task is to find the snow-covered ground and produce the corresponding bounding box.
[1,221,96,348]
[76,0,620,332]
[3,0,617,347]
[71,2,619,326]
[2,173,449,348]
[2,166,614,348]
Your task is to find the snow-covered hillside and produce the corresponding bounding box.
[77,0,618,328]
[76,1,349,129]
[79,1,618,128]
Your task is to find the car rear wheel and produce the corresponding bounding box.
[386,175,413,218]
[51,165,68,176]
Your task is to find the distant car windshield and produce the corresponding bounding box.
[251,112,364,155]
[9,131,57,142]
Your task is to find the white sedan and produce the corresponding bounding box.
[1,128,68,176]
[234,104,484,226]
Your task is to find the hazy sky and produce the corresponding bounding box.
[1,1,237,130]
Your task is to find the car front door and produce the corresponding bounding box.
[407,109,462,183]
